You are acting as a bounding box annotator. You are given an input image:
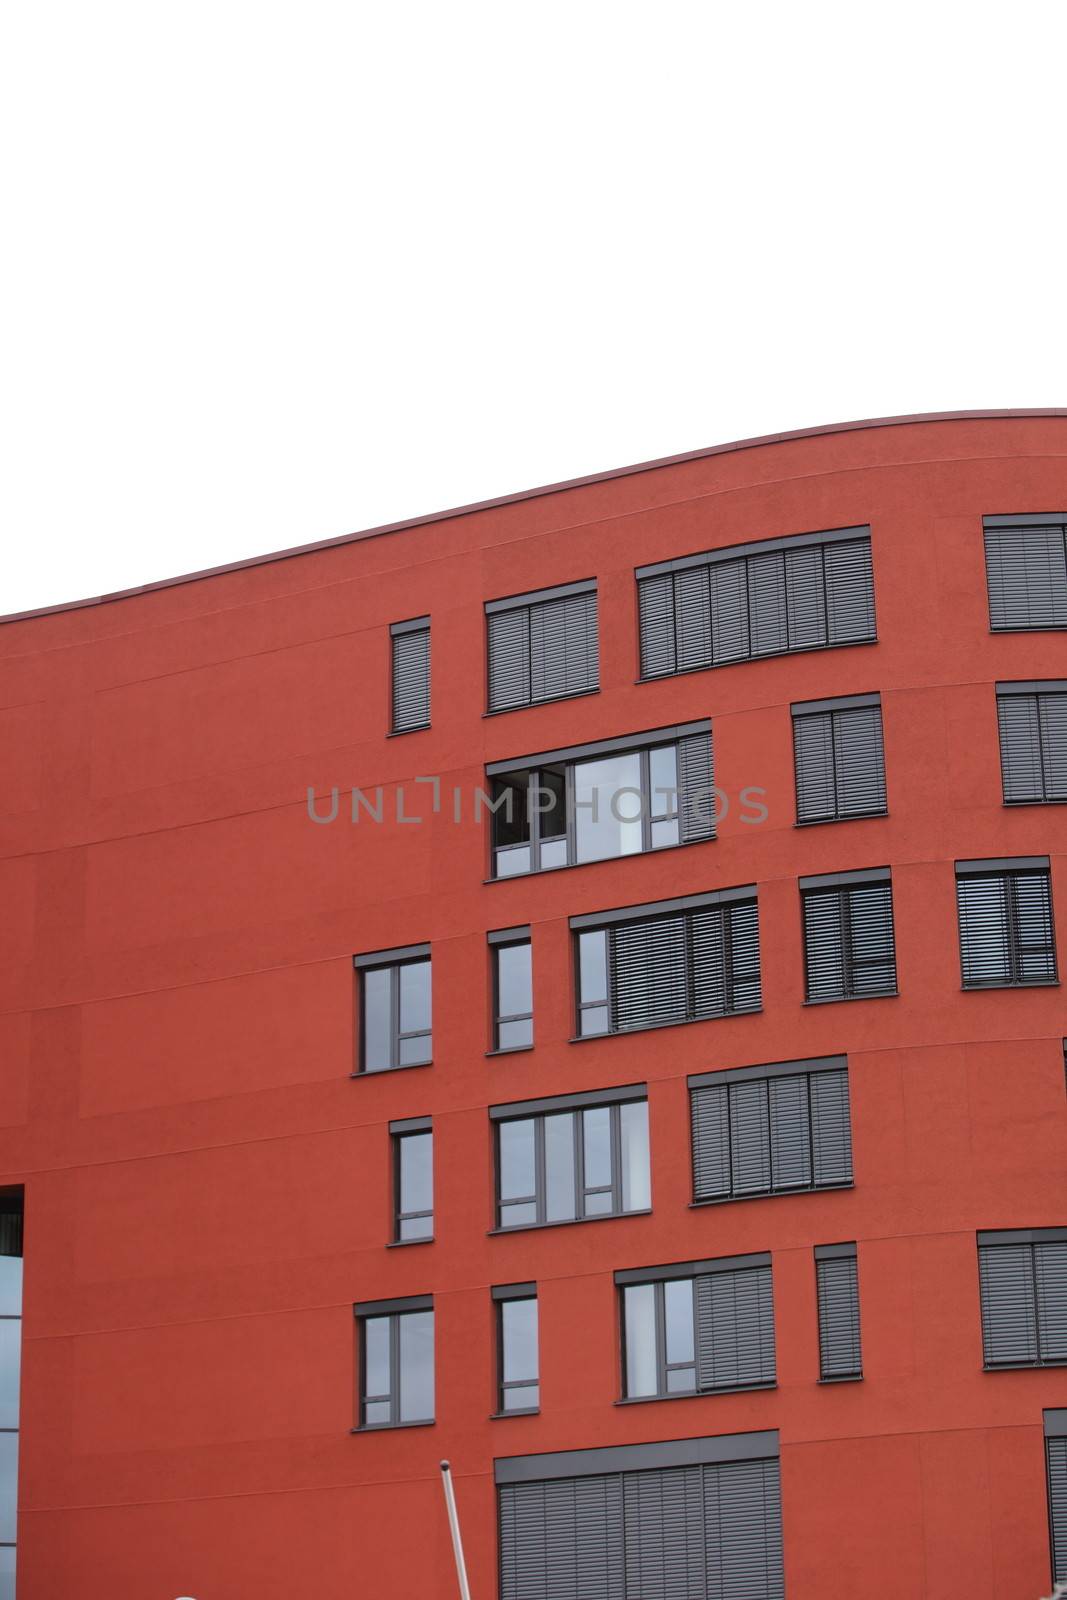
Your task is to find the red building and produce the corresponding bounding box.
[1,410,1066,1600]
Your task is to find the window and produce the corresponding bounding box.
[618,1253,775,1400]
[390,1118,433,1243]
[390,616,430,733]
[354,945,432,1072]
[800,868,896,1003]
[490,928,533,1051]
[488,722,714,879]
[1046,1410,1067,1586]
[486,580,598,712]
[955,857,1057,988]
[792,693,886,823]
[637,524,875,680]
[689,1056,853,1204]
[815,1243,862,1381]
[996,682,1067,803]
[491,1085,650,1231]
[0,1198,21,1594]
[572,887,760,1038]
[355,1296,434,1428]
[496,1431,784,1600]
[983,514,1067,631]
[493,1284,539,1413]
[978,1229,1067,1368]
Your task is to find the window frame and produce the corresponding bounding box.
[955,857,1058,990]
[978,1229,1067,1370]
[799,868,897,1004]
[485,578,599,714]
[489,927,534,1053]
[791,692,887,825]
[996,681,1067,804]
[983,514,1067,633]
[354,945,432,1074]
[814,1242,863,1383]
[354,1296,435,1430]
[493,1283,540,1416]
[490,1085,650,1233]
[389,615,431,735]
[389,1117,433,1245]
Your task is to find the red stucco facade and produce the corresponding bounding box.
[1,412,1066,1598]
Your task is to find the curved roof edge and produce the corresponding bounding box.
[4,408,1066,628]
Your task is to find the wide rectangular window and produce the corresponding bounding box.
[490,928,533,1051]
[978,1229,1067,1368]
[491,1085,650,1231]
[572,887,760,1038]
[689,1056,853,1203]
[815,1243,862,1381]
[618,1253,775,1399]
[355,1296,434,1428]
[984,515,1067,631]
[496,1430,784,1600]
[996,682,1067,803]
[800,868,897,1003]
[955,857,1057,988]
[390,1118,433,1243]
[637,524,875,680]
[493,1284,539,1414]
[488,721,714,879]
[486,580,598,712]
[390,616,430,733]
[1046,1410,1067,1585]
[354,945,432,1072]
[792,693,886,823]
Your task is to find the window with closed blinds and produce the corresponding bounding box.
[955,858,1058,988]
[637,525,875,680]
[496,1433,784,1600]
[572,888,760,1038]
[996,682,1067,803]
[390,617,430,732]
[1046,1412,1067,1585]
[815,1244,862,1380]
[983,515,1067,631]
[978,1230,1067,1368]
[618,1254,776,1398]
[800,869,897,1003]
[689,1057,853,1203]
[792,694,887,823]
[486,581,599,712]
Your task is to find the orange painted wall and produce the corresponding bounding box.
[1,414,1065,1598]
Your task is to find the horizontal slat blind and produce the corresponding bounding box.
[809,1069,854,1186]
[997,693,1045,801]
[802,890,847,1002]
[1048,1437,1067,1585]
[985,524,1067,630]
[488,610,531,711]
[695,1265,776,1389]
[690,1064,853,1202]
[691,1083,731,1200]
[793,712,836,822]
[637,531,875,680]
[610,915,689,1032]
[1036,1242,1067,1362]
[794,702,886,821]
[530,591,599,704]
[677,730,717,842]
[979,1242,1039,1365]
[391,626,430,732]
[729,1081,772,1195]
[847,883,897,996]
[501,1457,783,1600]
[803,881,896,1002]
[816,1252,862,1378]
[957,869,1056,987]
[768,1074,811,1189]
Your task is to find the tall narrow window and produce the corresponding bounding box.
[792,694,887,823]
[490,928,533,1051]
[1046,1410,1067,1586]
[390,1118,433,1243]
[800,868,897,1003]
[984,515,1067,631]
[355,945,432,1073]
[689,1056,853,1204]
[955,858,1057,988]
[815,1243,862,1381]
[486,581,599,712]
[637,524,876,680]
[573,887,760,1037]
[390,616,430,733]
[0,1198,21,1596]
[492,1086,650,1231]
[493,1284,539,1413]
[978,1229,1067,1368]
[996,683,1067,803]
[355,1296,435,1428]
[618,1254,776,1399]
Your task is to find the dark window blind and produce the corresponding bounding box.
[391,622,430,732]
[802,876,896,1002]
[815,1246,862,1380]
[984,520,1067,630]
[793,700,886,822]
[691,1062,853,1202]
[488,589,599,711]
[956,866,1057,987]
[997,687,1067,802]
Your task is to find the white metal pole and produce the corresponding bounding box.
[439,1459,473,1600]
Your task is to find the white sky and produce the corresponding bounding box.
[1,1,1065,618]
